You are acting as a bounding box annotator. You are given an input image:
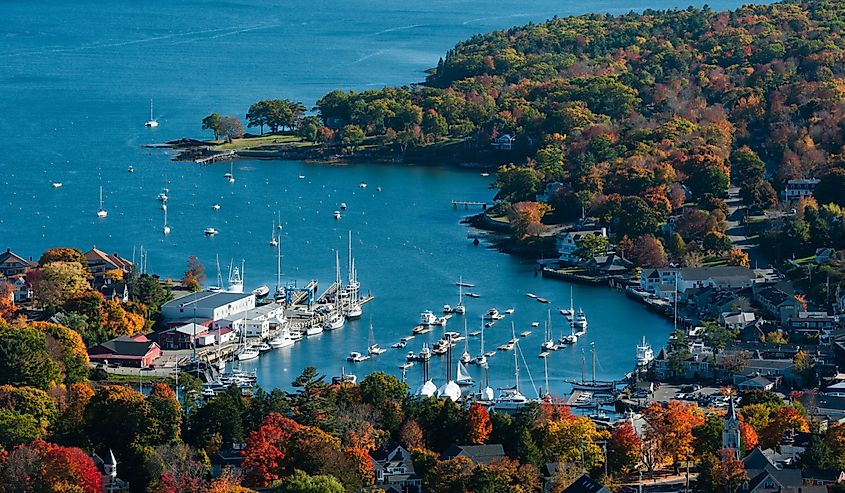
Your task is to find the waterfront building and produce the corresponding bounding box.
[213,302,283,331]
[556,227,607,263]
[88,334,161,368]
[83,247,133,283]
[720,311,757,331]
[161,291,255,323]
[158,323,210,350]
[491,134,515,150]
[640,266,755,297]
[0,248,35,278]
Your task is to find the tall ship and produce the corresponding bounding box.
[565,343,617,393]
[344,231,362,319]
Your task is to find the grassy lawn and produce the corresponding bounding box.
[214,134,311,151]
[701,256,728,267]
[794,256,815,265]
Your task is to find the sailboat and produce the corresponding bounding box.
[436,327,461,401]
[367,318,386,355]
[541,310,556,351]
[415,352,437,397]
[565,343,617,392]
[323,251,345,331]
[475,315,487,366]
[162,202,171,235]
[344,231,362,319]
[269,220,278,247]
[274,228,285,303]
[225,162,235,183]
[456,360,474,386]
[460,318,472,364]
[444,276,467,314]
[208,255,224,292]
[96,186,108,218]
[495,323,529,411]
[144,98,159,127]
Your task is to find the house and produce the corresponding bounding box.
[158,323,210,350]
[213,303,283,331]
[815,248,836,265]
[800,393,845,421]
[786,311,836,334]
[201,327,235,346]
[0,249,35,278]
[640,266,756,297]
[740,447,827,493]
[161,291,256,323]
[491,134,515,150]
[585,253,633,276]
[754,286,802,323]
[782,178,820,202]
[653,343,715,380]
[561,474,611,493]
[211,443,246,479]
[736,374,776,391]
[536,182,566,203]
[370,442,421,492]
[439,444,505,465]
[94,281,129,302]
[84,247,134,283]
[556,227,607,263]
[720,311,757,331]
[10,277,32,303]
[88,334,161,368]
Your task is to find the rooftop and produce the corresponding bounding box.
[161,291,254,311]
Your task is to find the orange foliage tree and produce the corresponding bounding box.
[466,402,492,445]
[642,401,705,473]
[508,201,551,239]
[739,421,758,451]
[0,440,103,493]
[727,248,750,267]
[0,282,16,320]
[759,407,809,449]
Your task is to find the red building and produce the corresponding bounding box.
[88,334,161,368]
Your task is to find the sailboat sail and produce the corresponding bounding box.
[456,361,474,385]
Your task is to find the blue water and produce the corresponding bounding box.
[0,0,765,395]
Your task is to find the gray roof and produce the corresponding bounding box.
[562,474,612,493]
[679,266,754,282]
[440,444,505,465]
[161,291,253,311]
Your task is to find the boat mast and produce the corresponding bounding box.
[591,342,597,384]
[581,348,586,384]
[276,235,282,295]
[149,98,153,120]
[512,322,519,392]
[458,276,463,306]
[479,315,484,356]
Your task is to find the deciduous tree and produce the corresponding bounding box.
[466,403,492,445]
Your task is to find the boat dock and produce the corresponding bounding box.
[452,200,488,210]
[194,150,235,164]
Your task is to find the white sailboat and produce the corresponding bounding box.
[162,202,171,235]
[237,345,259,361]
[475,315,487,366]
[274,227,285,303]
[269,220,278,247]
[495,323,529,412]
[460,318,472,364]
[344,231,362,319]
[323,250,345,331]
[144,98,159,127]
[96,186,108,218]
[367,318,386,355]
[225,162,235,183]
[208,255,224,292]
[436,332,461,401]
[456,361,474,386]
[541,310,556,351]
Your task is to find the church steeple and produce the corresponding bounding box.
[722,396,741,460]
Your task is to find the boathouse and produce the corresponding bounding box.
[161,291,255,323]
[88,334,161,368]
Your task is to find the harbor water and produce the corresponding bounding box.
[0,0,765,394]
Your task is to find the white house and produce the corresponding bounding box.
[491,134,515,150]
[719,311,756,331]
[213,303,283,331]
[242,318,269,339]
[640,266,755,298]
[161,292,256,322]
[556,227,607,263]
[782,178,820,201]
[12,277,32,303]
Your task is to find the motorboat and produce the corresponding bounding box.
[305,325,323,336]
[391,340,407,349]
[636,337,654,367]
[255,342,271,352]
[572,308,588,334]
[340,202,347,210]
[226,261,244,293]
[497,342,515,351]
[495,387,529,412]
[368,344,386,355]
[504,308,515,315]
[144,99,159,127]
[323,310,345,331]
[484,308,504,320]
[520,331,532,337]
[128,166,134,173]
[157,192,168,202]
[204,227,218,236]
[52,182,62,188]
[399,362,413,370]
[412,325,431,335]
[419,310,438,326]
[465,292,480,298]
[347,351,370,362]
[269,330,294,349]
[539,351,550,358]
[359,182,367,188]
[212,204,221,211]
[252,285,270,298]
[334,211,341,220]
[484,351,496,358]
[536,297,550,304]
[526,293,537,299]
[237,346,259,361]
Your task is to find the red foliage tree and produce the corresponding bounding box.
[0,440,102,493]
[241,412,301,487]
[466,403,492,445]
[608,422,641,474]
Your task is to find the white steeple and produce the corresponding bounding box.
[722,396,741,460]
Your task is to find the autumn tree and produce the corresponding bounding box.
[759,406,809,449]
[399,419,426,451]
[36,261,92,308]
[642,401,704,474]
[282,469,344,493]
[466,403,492,445]
[0,282,15,321]
[608,422,641,475]
[628,234,668,267]
[574,234,609,260]
[508,201,550,239]
[536,414,610,470]
[0,325,61,390]
[219,116,245,141]
[0,440,103,493]
[727,248,750,267]
[146,443,209,493]
[241,413,301,487]
[38,247,86,267]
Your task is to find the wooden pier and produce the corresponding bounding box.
[452,200,488,210]
[194,150,235,164]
